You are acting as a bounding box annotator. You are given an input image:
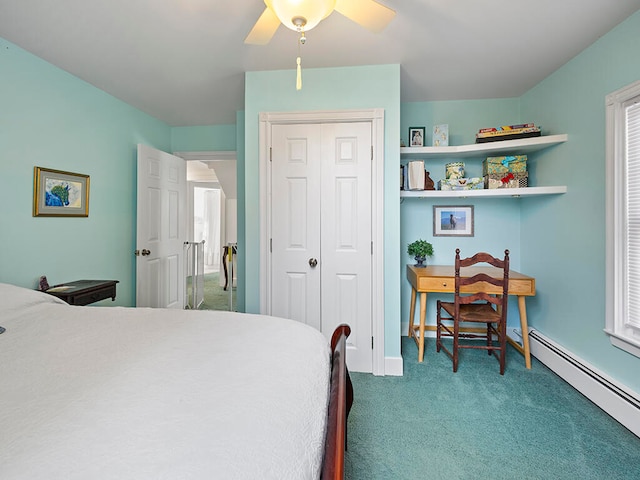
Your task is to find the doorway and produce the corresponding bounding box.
[181,152,238,311]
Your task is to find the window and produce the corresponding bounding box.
[606,79,640,358]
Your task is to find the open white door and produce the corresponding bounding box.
[136,144,187,308]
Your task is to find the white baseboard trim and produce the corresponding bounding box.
[384,356,404,376]
[529,329,640,438]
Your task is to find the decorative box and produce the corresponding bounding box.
[484,172,529,189]
[482,155,528,175]
[438,177,484,191]
[445,162,464,179]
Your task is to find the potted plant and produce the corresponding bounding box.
[407,239,434,267]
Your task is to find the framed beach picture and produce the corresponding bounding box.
[433,205,474,237]
[409,127,426,147]
[33,166,90,217]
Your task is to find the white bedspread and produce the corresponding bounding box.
[0,283,331,479]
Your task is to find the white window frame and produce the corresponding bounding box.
[605,79,640,358]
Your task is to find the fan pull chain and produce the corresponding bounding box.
[296,31,305,90]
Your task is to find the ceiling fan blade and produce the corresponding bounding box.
[244,7,281,45]
[334,0,396,33]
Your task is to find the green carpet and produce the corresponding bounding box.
[187,272,236,311]
[345,336,640,479]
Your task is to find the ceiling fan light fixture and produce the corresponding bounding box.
[292,16,307,31]
[265,0,336,32]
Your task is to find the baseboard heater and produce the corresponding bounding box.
[528,329,640,438]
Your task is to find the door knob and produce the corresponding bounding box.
[141,249,151,256]
[309,258,318,268]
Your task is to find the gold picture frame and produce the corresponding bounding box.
[33,166,90,217]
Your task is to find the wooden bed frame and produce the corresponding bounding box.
[321,324,354,480]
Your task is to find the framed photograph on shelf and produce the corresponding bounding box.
[409,127,426,147]
[433,205,474,237]
[33,166,90,217]
[432,124,449,146]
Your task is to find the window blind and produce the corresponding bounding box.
[626,98,640,329]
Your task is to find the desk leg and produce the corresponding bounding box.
[408,288,417,337]
[518,296,532,369]
[418,292,427,363]
[506,296,532,369]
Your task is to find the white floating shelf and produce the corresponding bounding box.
[400,186,567,199]
[400,134,568,159]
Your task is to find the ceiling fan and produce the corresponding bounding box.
[245,0,396,45]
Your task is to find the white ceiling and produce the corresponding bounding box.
[1,0,639,127]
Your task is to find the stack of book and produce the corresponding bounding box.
[475,123,541,143]
[401,161,436,191]
[401,161,425,190]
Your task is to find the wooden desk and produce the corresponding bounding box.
[407,265,535,368]
[45,280,119,306]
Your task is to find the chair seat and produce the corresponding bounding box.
[439,301,501,323]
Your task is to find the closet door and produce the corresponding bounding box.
[271,124,322,330]
[270,122,373,372]
[319,122,372,373]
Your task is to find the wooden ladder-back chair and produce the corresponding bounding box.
[436,248,510,374]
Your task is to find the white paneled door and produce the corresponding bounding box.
[136,144,186,308]
[270,122,373,372]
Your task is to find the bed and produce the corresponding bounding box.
[0,283,353,479]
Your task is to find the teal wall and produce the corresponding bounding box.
[401,98,521,147]
[519,10,640,392]
[400,98,525,337]
[244,64,402,358]
[0,37,171,306]
[0,38,242,307]
[171,124,237,152]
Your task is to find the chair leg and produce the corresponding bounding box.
[499,322,507,375]
[436,300,441,352]
[452,317,459,372]
[487,322,492,355]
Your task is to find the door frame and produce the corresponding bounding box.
[258,109,386,375]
